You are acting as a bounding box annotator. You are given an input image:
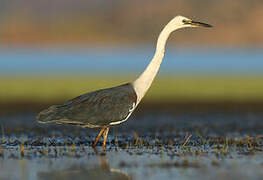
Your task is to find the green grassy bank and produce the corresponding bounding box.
[1,76,263,104]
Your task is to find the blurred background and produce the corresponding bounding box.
[1,0,263,115]
[1,2,263,179]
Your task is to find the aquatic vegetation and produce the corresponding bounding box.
[1,111,263,179]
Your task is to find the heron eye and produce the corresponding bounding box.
[182,19,190,24]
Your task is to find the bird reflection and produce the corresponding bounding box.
[37,150,131,180]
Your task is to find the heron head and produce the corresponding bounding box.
[168,15,212,30]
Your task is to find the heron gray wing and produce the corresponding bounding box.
[37,83,137,127]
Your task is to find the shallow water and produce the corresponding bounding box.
[1,149,263,180]
[1,111,263,180]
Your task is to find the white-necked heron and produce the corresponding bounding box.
[37,15,212,149]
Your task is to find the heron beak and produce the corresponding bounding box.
[190,20,213,28]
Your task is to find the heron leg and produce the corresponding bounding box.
[103,126,110,149]
[92,126,107,148]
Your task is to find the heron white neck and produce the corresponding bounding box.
[132,22,178,103]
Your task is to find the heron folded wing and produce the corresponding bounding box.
[37,83,137,127]
[66,83,138,126]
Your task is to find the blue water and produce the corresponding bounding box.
[0,45,262,76]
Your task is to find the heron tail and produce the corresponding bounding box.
[36,105,60,123]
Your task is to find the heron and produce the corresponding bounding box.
[37,15,212,149]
